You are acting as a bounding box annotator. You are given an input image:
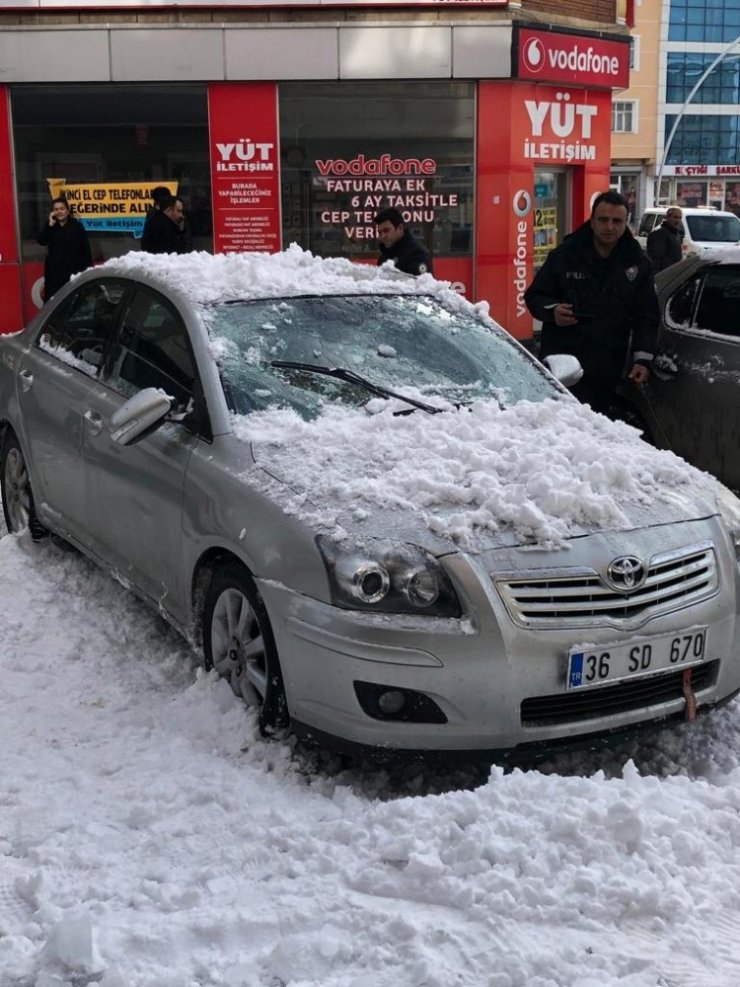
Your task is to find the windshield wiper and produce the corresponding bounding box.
[270,361,442,415]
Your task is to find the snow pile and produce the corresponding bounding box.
[238,397,718,548]
[2,531,740,986]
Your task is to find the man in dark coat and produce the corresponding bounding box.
[140,185,171,253]
[36,197,93,301]
[524,190,659,416]
[374,206,433,276]
[141,194,189,255]
[646,206,684,272]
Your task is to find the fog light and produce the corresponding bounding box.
[377,690,406,715]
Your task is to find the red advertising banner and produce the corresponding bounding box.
[208,82,282,255]
[0,85,23,334]
[476,81,611,339]
[515,27,630,91]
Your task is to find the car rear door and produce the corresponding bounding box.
[79,286,203,621]
[648,264,740,489]
[14,278,129,543]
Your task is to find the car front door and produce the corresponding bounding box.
[81,287,204,621]
[648,265,740,489]
[15,279,129,543]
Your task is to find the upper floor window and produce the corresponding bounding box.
[669,0,740,43]
[612,101,637,134]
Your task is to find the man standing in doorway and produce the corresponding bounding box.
[374,207,433,276]
[646,206,684,272]
[524,190,659,416]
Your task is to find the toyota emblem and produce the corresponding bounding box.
[606,556,646,592]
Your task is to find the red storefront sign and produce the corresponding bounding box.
[515,27,630,91]
[208,83,282,255]
[476,81,612,338]
[0,86,23,334]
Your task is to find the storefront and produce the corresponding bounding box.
[0,15,629,340]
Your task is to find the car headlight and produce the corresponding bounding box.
[714,483,740,567]
[317,537,462,617]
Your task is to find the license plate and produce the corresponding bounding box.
[567,628,707,691]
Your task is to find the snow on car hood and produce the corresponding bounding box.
[234,395,721,552]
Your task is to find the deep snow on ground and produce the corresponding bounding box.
[3,527,740,987]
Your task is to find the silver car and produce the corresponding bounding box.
[615,253,740,492]
[2,251,740,759]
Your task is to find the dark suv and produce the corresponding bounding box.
[615,254,740,491]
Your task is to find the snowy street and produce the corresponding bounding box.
[2,522,740,987]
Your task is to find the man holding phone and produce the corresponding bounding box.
[524,190,659,416]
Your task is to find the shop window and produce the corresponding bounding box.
[278,82,475,265]
[11,84,212,269]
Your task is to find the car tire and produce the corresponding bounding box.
[202,562,290,737]
[0,431,47,540]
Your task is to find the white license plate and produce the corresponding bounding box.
[567,627,707,691]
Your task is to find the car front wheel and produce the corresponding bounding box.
[202,563,290,737]
[1,431,46,538]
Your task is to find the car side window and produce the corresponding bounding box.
[36,280,127,377]
[105,289,197,411]
[666,275,701,328]
[694,268,740,337]
[637,213,656,237]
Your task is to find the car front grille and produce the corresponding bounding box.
[521,660,718,727]
[495,542,717,629]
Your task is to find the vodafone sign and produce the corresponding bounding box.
[516,27,629,90]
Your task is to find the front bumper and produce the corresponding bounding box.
[258,518,740,755]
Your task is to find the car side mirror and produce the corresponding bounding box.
[542,353,584,388]
[110,387,174,446]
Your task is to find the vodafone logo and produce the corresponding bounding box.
[523,38,545,74]
[512,189,532,217]
[518,29,626,85]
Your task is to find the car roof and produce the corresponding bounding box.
[90,245,486,319]
[644,207,739,219]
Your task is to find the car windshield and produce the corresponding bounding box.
[203,294,561,419]
[686,214,740,243]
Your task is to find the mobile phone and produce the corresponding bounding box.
[572,312,594,321]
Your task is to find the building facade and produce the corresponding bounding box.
[0,0,632,338]
[611,0,740,222]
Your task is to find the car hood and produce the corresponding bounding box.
[239,398,723,555]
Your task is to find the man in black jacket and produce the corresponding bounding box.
[141,194,189,255]
[524,190,659,416]
[37,197,93,301]
[646,207,684,272]
[374,207,433,276]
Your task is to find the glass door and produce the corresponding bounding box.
[533,169,570,271]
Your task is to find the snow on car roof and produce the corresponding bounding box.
[96,244,494,323]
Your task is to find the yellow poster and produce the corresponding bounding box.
[47,179,178,237]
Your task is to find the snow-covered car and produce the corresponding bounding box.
[615,252,740,493]
[2,247,740,760]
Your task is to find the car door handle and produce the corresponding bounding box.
[83,410,103,435]
[19,369,33,392]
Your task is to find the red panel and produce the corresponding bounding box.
[208,83,282,254]
[516,27,630,91]
[0,266,23,334]
[0,85,23,334]
[475,81,612,339]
